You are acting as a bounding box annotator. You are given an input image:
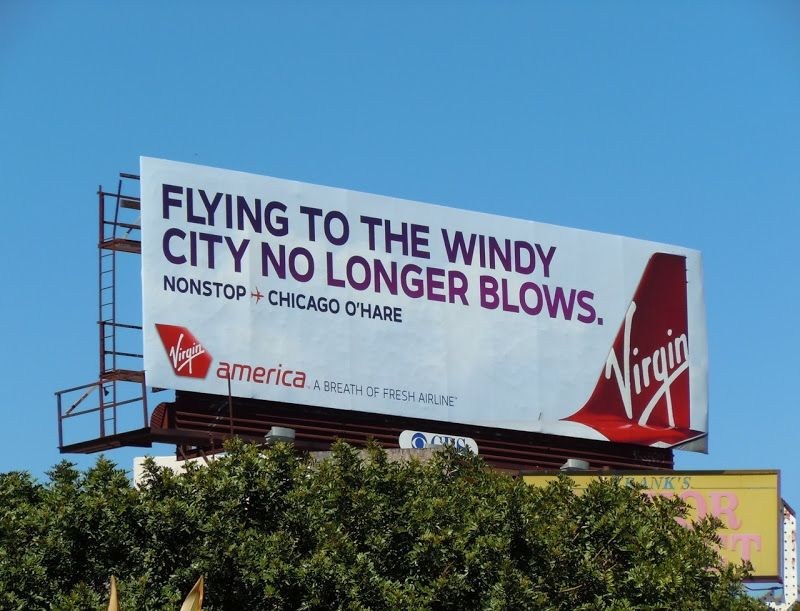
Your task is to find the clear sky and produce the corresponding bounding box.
[1,0,798,577]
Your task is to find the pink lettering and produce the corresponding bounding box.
[710,492,742,529]
[730,534,761,561]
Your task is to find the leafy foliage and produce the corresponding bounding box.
[0,440,765,609]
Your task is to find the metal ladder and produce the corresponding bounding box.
[54,171,151,453]
[98,174,143,436]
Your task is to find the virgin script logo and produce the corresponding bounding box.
[155,324,213,379]
[563,253,701,447]
[604,301,689,429]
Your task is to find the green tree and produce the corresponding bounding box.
[0,440,766,610]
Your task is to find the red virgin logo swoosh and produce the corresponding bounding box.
[155,324,213,379]
[564,253,702,447]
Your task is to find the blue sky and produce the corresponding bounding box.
[2,0,799,571]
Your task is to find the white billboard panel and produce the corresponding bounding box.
[141,158,708,452]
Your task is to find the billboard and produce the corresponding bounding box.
[141,158,708,451]
[523,471,782,580]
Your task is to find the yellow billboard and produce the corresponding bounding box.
[523,470,781,580]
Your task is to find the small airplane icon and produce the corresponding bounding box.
[251,287,264,303]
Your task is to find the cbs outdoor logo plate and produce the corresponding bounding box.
[399,430,479,454]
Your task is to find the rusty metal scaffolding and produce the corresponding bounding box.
[55,174,150,453]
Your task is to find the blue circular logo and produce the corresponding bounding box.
[411,432,427,449]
